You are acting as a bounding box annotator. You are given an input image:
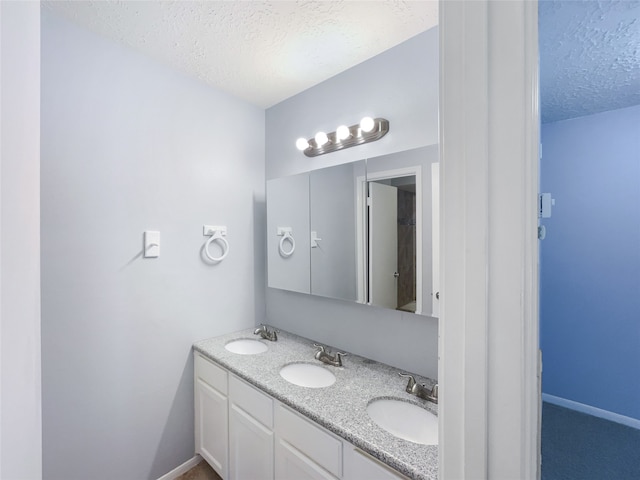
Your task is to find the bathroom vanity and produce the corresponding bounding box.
[193,328,438,480]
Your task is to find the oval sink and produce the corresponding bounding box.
[224,339,268,355]
[367,398,438,445]
[279,363,336,388]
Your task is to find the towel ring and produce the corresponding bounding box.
[279,232,295,257]
[205,232,229,262]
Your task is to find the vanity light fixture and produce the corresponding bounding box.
[296,117,389,157]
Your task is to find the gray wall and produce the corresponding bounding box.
[41,10,265,480]
[265,28,439,379]
[0,2,42,478]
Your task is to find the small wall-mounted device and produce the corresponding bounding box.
[310,230,322,248]
[144,231,160,258]
[539,193,554,218]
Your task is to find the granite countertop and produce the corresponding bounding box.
[193,327,438,480]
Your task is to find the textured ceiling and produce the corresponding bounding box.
[44,1,637,121]
[539,0,640,124]
[43,1,438,108]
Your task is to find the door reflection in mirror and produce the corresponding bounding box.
[367,174,418,313]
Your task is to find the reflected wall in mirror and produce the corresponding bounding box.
[310,161,366,302]
[266,160,365,299]
[266,145,439,317]
[266,174,310,294]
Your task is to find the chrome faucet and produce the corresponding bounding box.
[399,373,438,404]
[253,324,278,342]
[313,343,347,367]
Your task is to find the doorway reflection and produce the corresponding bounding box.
[367,175,417,312]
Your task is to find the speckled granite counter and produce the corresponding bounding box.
[193,328,438,480]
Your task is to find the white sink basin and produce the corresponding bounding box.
[224,339,268,355]
[367,398,438,445]
[279,363,336,388]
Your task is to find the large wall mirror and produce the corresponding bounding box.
[267,145,439,317]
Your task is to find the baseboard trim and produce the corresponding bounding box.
[543,393,640,430]
[156,454,202,480]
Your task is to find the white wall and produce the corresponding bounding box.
[265,28,439,379]
[41,10,265,480]
[0,2,42,479]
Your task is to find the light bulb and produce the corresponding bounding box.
[360,116,375,133]
[296,137,309,151]
[315,131,329,146]
[336,125,351,141]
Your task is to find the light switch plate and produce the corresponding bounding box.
[144,231,160,258]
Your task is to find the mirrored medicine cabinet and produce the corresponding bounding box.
[266,145,439,317]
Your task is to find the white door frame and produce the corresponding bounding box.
[431,163,440,318]
[355,174,367,304]
[439,1,540,478]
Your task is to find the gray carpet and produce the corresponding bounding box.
[542,402,640,480]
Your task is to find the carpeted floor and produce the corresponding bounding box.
[175,460,221,480]
[542,402,640,480]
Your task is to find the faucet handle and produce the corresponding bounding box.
[430,384,438,397]
[335,352,347,366]
[313,343,327,352]
[398,372,417,392]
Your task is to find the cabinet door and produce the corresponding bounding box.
[195,378,228,479]
[344,447,408,480]
[275,439,338,480]
[229,403,274,480]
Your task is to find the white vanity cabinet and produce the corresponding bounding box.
[343,447,408,480]
[275,404,342,480]
[194,353,229,479]
[194,352,409,480]
[228,374,274,480]
[274,405,408,480]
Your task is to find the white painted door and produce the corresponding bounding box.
[229,404,274,480]
[275,440,339,480]
[195,378,228,479]
[369,182,398,309]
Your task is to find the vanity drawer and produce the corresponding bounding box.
[229,374,273,428]
[276,404,342,478]
[195,353,228,395]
